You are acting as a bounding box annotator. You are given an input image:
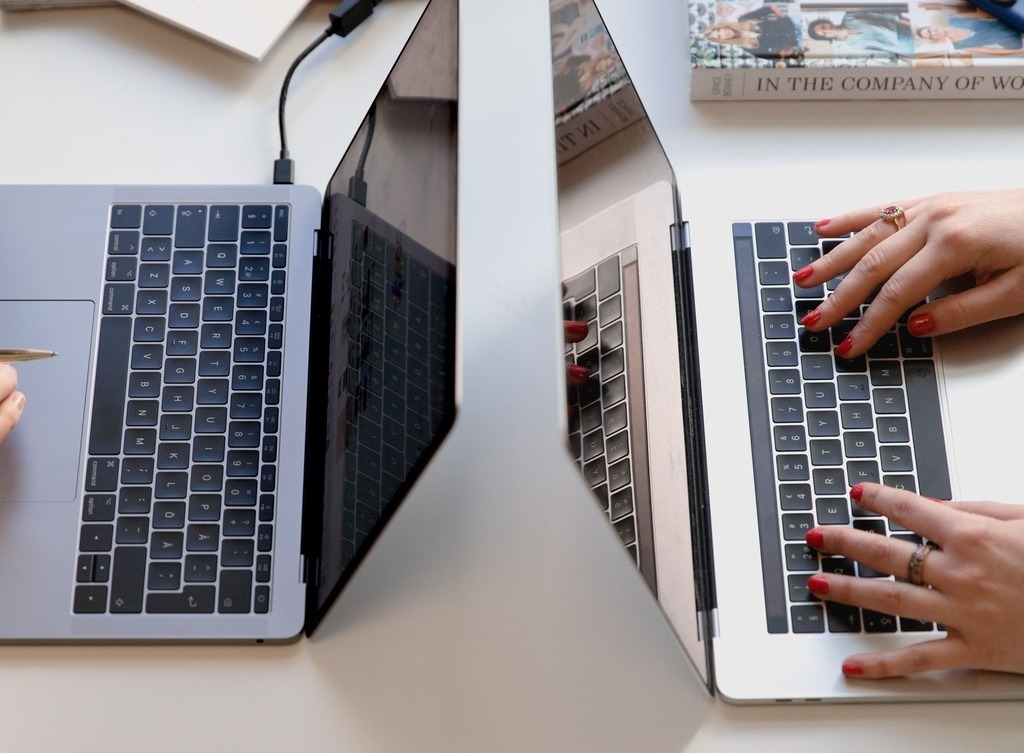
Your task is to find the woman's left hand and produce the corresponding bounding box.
[805,482,1024,678]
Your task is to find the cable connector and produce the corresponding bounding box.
[273,0,380,184]
[329,0,376,37]
[273,156,296,186]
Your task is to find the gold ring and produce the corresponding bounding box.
[906,542,937,587]
[879,204,906,230]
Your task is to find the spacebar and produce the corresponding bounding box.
[88,316,132,456]
[904,360,953,500]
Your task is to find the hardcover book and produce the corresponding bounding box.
[690,0,1024,99]
[552,0,644,163]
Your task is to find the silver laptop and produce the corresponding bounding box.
[556,0,1024,702]
[0,0,457,641]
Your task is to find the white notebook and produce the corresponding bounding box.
[121,0,310,60]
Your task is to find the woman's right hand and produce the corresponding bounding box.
[796,189,1024,358]
[0,363,25,444]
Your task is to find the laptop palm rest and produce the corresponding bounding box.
[0,300,93,504]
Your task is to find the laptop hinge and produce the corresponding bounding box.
[313,227,334,260]
[299,554,322,586]
[671,221,689,255]
[702,607,720,640]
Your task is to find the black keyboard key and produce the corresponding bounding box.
[754,222,786,258]
[136,289,168,315]
[209,205,240,241]
[273,205,289,242]
[826,603,862,633]
[143,205,174,235]
[89,317,133,456]
[109,546,147,613]
[240,231,271,255]
[242,205,273,228]
[79,523,114,552]
[82,494,117,522]
[108,230,139,256]
[791,605,825,633]
[105,256,138,281]
[146,586,216,614]
[74,585,108,614]
[148,562,182,591]
[218,570,253,613]
[174,205,207,248]
[111,204,142,228]
[779,483,812,510]
[787,221,819,246]
[863,610,899,633]
[85,457,120,492]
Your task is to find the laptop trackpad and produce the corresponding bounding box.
[0,300,94,503]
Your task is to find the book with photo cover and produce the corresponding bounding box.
[551,0,644,164]
[690,0,1024,99]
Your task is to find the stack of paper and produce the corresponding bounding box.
[0,0,311,61]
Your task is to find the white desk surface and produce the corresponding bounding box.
[2,1,1023,751]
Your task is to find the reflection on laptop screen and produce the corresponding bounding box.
[552,0,714,688]
[304,0,458,630]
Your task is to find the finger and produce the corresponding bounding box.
[812,198,921,239]
[800,220,928,335]
[0,391,25,443]
[841,635,971,678]
[564,320,589,343]
[943,498,1024,522]
[838,243,955,357]
[0,363,16,397]
[796,219,900,292]
[806,571,949,626]
[807,524,947,590]
[566,363,589,387]
[849,483,961,546]
[907,267,1024,339]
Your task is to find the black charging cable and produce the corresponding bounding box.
[274,0,379,185]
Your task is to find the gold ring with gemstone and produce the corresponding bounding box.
[879,204,906,230]
[906,542,937,587]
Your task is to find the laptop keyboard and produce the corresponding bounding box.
[564,246,657,593]
[74,203,290,616]
[733,221,951,635]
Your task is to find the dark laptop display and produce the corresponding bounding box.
[302,8,458,631]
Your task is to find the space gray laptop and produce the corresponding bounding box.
[0,0,456,641]
[556,0,1024,702]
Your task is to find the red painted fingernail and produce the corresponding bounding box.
[801,309,822,327]
[807,575,830,595]
[805,529,825,549]
[564,321,588,339]
[907,313,935,337]
[836,336,854,358]
[567,364,589,384]
[814,219,831,230]
[850,484,864,501]
[793,265,814,284]
[842,661,865,677]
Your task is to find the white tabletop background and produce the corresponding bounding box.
[1,0,1023,751]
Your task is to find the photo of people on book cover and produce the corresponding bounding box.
[551,0,629,117]
[691,0,1024,70]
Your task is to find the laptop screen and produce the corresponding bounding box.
[304,0,458,630]
[552,0,713,687]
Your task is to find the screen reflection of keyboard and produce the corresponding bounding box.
[733,220,951,636]
[563,246,655,589]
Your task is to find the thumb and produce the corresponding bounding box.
[910,270,1024,338]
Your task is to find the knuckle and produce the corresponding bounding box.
[856,246,887,279]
